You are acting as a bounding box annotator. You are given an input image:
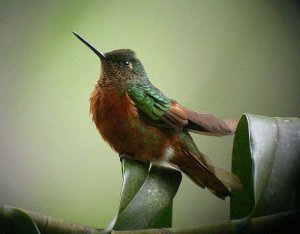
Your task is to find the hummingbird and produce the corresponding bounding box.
[73,32,242,199]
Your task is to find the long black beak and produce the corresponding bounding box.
[72,31,106,60]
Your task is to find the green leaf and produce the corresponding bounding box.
[111,210,300,234]
[111,159,182,231]
[230,114,300,222]
[0,206,40,234]
[118,160,149,214]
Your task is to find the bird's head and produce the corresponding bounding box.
[73,32,148,91]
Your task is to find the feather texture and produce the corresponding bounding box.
[84,47,242,199]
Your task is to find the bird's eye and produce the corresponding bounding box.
[119,61,131,67]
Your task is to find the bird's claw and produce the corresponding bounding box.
[119,153,128,162]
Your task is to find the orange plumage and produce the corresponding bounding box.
[90,86,175,161]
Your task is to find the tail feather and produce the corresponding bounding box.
[170,150,242,199]
[170,151,229,199]
[212,167,243,190]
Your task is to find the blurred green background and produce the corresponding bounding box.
[0,0,299,229]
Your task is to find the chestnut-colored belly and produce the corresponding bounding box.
[90,86,175,161]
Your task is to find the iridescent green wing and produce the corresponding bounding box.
[128,84,191,131]
[127,84,237,134]
[127,85,170,121]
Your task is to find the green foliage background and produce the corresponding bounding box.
[0,0,299,229]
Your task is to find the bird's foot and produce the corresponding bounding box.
[119,153,130,162]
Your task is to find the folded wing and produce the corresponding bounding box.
[127,85,237,136]
[165,101,237,136]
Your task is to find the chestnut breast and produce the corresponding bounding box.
[90,86,175,160]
